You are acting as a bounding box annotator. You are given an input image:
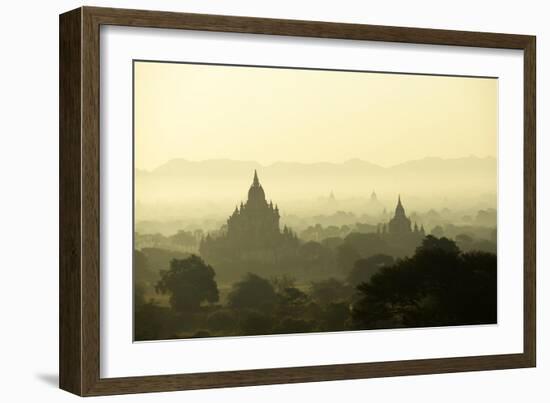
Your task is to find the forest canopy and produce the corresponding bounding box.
[135,236,496,341]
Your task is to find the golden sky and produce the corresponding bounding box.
[134,61,497,171]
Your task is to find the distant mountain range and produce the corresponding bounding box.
[139,156,495,176]
[135,156,497,204]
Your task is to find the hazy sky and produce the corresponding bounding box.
[134,61,497,171]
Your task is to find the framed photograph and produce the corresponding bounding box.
[59,6,536,396]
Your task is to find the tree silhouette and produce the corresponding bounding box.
[344,232,390,257]
[348,254,394,286]
[272,317,314,334]
[310,278,353,305]
[134,301,175,341]
[206,309,237,333]
[134,249,157,307]
[275,286,310,319]
[270,275,296,294]
[336,243,361,274]
[227,273,278,313]
[238,310,273,335]
[352,236,496,329]
[325,302,351,331]
[155,255,219,313]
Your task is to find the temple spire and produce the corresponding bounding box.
[395,194,405,217]
[247,169,266,203]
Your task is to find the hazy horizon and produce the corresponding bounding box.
[137,154,496,173]
[135,61,497,171]
[134,155,496,229]
[134,61,497,227]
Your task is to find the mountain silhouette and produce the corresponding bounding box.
[135,156,496,203]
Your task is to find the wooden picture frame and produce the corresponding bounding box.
[59,6,536,396]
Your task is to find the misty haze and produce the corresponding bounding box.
[133,60,498,341]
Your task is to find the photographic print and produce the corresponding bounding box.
[133,60,498,341]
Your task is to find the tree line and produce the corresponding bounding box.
[135,235,496,340]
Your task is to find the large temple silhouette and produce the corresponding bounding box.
[200,171,298,268]
[226,170,286,247]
